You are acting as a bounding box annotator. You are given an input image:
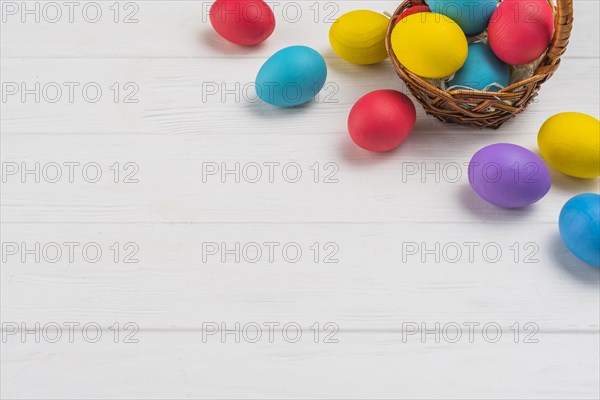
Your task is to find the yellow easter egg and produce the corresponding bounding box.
[329,10,389,65]
[391,12,467,78]
[538,112,600,179]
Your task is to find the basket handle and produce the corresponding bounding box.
[546,0,573,63]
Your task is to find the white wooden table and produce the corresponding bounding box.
[1,1,599,398]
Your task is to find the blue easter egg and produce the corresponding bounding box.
[449,43,510,91]
[559,193,600,267]
[429,0,497,35]
[256,46,327,107]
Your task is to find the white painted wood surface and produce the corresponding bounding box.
[1,1,599,398]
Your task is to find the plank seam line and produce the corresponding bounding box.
[1,56,598,60]
[1,328,599,334]
[0,221,559,225]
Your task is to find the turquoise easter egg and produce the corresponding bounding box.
[449,43,510,92]
[559,193,600,267]
[256,46,327,107]
[428,0,497,35]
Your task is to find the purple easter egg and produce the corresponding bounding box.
[468,143,551,208]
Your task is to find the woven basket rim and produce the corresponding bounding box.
[384,0,574,128]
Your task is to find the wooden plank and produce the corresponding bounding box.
[1,1,597,59]
[1,58,598,135]
[2,223,599,329]
[2,127,599,223]
[1,331,598,399]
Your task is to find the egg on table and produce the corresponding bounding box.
[559,193,600,267]
[428,0,497,35]
[348,90,416,152]
[468,143,552,208]
[449,43,511,91]
[488,0,555,65]
[209,0,276,46]
[538,112,600,178]
[391,12,468,79]
[255,46,327,107]
[329,10,390,65]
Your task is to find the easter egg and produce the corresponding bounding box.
[429,0,497,35]
[488,0,555,65]
[391,12,468,79]
[468,143,551,208]
[348,90,416,152]
[559,193,600,267]
[538,112,600,178]
[396,5,431,23]
[329,10,389,65]
[449,43,510,91]
[256,46,327,107]
[209,0,275,46]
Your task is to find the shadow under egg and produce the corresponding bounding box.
[547,234,600,284]
[198,29,267,55]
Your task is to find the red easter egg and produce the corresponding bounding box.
[210,0,275,46]
[395,5,431,24]
[348,90,416,153]
[488,0,554,65]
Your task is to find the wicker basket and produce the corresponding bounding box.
[385,0,574,129]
